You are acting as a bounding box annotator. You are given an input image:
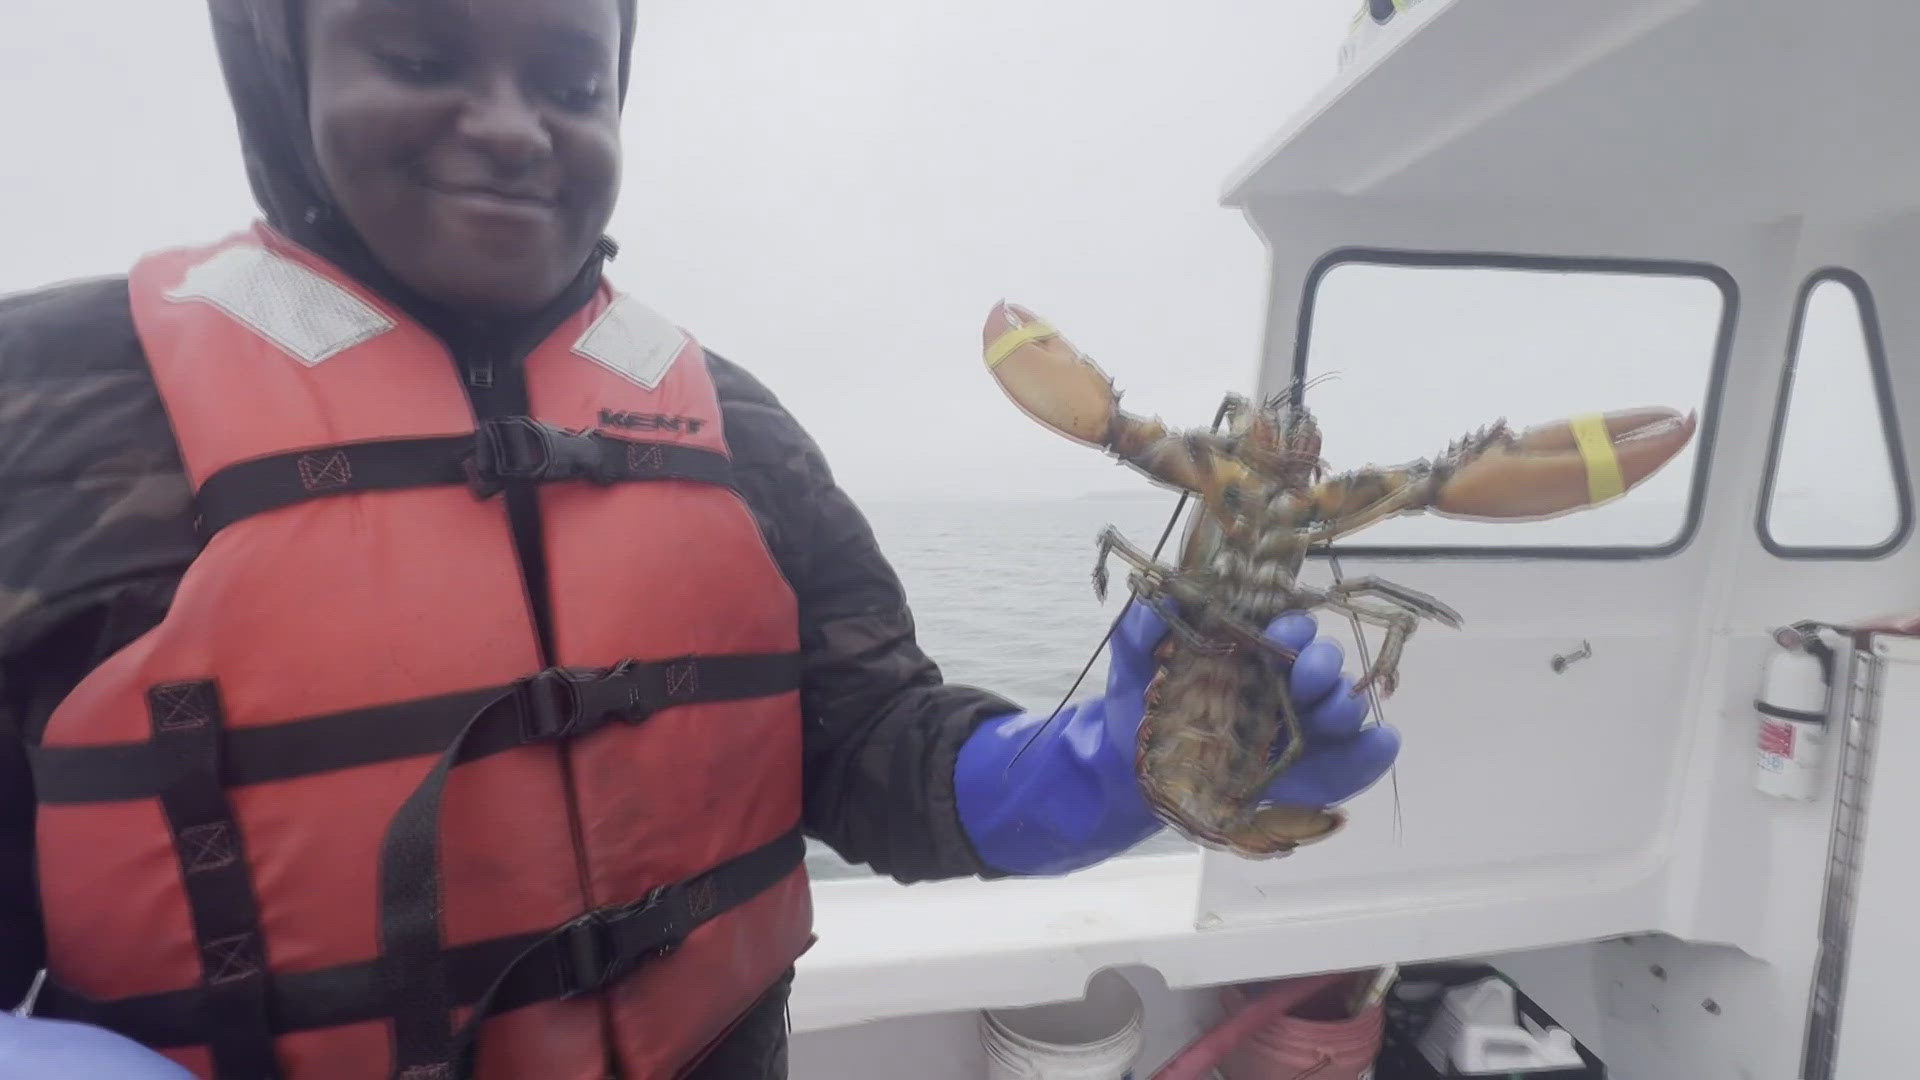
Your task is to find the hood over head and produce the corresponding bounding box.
[203,0,638,338]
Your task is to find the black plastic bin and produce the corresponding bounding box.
[1373,962,1606,1078]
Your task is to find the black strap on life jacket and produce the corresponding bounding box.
[28,653,804,1079]
[146,679,281,1079]
[376,651,796,1077]
[28,654,801,804]
[29,825,804,1057]
[190,417,733,540]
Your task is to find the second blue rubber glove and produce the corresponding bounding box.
[0,1012,195,1079]
[955,602,1400,876]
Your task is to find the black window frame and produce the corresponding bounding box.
[1755,267,1913,560]
[1290,247,1736,561]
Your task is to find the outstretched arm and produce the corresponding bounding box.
[707,353,1019,883]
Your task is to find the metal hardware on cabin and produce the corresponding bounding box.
[1550,641,1593,673]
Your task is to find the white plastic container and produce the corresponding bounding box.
[1414,976,1583,1074]
[981,970,1144,1079]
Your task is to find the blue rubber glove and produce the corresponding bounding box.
[0,1012,194,1079]
[955,603,1400,876]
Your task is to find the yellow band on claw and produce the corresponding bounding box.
[1570,413,1625,503]
[985,322,1057,368]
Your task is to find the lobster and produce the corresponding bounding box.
[979,301,1698,857]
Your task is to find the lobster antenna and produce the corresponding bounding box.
[1002,394,1238,775]
[1002,491,1192,774]
[1273,371,1340,412]
[1302,370,1342,393]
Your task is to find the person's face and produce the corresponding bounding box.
[303,0,623,315]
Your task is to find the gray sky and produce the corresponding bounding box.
[1,2,1896,542]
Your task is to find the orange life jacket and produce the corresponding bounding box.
[26,223,814,1080]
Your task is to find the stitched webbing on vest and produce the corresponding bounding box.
[190,418,734,539]
[147,680,280,1078]
[378,649,795,1075]
[29,653,801,804]
[29,826,805,1056]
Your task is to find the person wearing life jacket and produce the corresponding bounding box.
[0,2,1398,1078]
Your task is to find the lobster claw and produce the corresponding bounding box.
[980,301,1122,450]
[1432,406,1698,520]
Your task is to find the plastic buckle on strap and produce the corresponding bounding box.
[468,418,620,498]
[514,661,657,744]
[554,910,616,1000]
[553,885,689,1000]
[467,417,550,498]
[616,884,692,964]
[513,668,591,742]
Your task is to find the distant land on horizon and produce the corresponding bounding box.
[1077,488,1175,500]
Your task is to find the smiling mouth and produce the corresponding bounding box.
[427,182,559,208]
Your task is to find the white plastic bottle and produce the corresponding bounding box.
[1754,624,1837,801]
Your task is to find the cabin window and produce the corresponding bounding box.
[1759,271,1911,557]
[1292,253,1730,555]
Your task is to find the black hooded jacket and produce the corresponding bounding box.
[0,2,1016,1073]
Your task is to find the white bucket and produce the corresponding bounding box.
[980,970,1145,1079]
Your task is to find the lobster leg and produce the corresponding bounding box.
[1093,526,1169,603]
[1328,575,1464,630]
[1248,675,1309,792]
[1094,527,1215,651]
[1340,601,1418,698]
[1319,576,1469,695]
[1095,526,1300,665]
[1289,584,1431,698]
[1134,588,1231,655]
[1188,574,1457,764]
[1213,392,1254,431]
